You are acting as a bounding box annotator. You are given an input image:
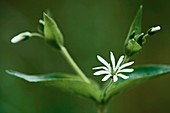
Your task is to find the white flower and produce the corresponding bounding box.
[11,32,31,43]
[93,52,134,82]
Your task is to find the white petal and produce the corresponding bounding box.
[119,61,134,70]
[117,74,129,79]
[97,55,110,69]
[94,70,110,75]
[113,76,118,82]
[92,66,109,71]
[118,69,134,73]
[115,55,124,71]
[101,74,112,81]
[110,52,116,70]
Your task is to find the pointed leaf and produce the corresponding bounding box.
[43,13,64,49]
[6,70,101,102]
[125,5,143,44]
[103,65,170,102]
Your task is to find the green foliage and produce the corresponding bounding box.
[124,5,143,45]
[124,5,160,57]
[6,70,101,102]
[7,5,168,113]
[6,65,170,104]
[124,5,143,56]
[43,13,64,49]
[102,65,170,103]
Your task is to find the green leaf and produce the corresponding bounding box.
[103,65,170,103]
[43,13,64,49]
[6,70,101,102]
[125,5,143,45]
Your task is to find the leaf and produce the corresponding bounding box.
[6,70,101,102]
[103,65,170,103]
[125,5,143,45]
[43,13,64,49]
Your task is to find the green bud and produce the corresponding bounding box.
[43,13,64,49]
[125,38,142,56]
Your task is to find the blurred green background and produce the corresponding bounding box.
[0,0,170,113]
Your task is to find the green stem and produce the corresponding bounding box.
[60,46,90,83]
[31,33,44,38]
[31,32,90,83]
[98,104,107,113]
[122,54,130,64]
[143,33,149,39]
[101,79,113,101]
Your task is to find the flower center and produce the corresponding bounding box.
[111,69,116,76]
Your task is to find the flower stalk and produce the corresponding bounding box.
[31,32,44,38]
[60,46,90,83]
[98,104,107,113]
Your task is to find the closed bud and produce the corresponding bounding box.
[37,19,44,34]
[125,39,142,57]
[11,32,31,43]
[147,26,161,35]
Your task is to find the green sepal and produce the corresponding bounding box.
[125,39,142,56]
[43,13,64,49]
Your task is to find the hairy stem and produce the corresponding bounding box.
[60,46,90,83]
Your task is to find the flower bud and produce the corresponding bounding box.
[39,19,45,25]
[37,19,44,34]
[11,32,31,43]
[147,26,161,35]
[125,39,142,56]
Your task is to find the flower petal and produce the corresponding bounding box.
[117,73,129,79]
[119,61,134,70]
[97,55,110,69]
[93,70,110,75]
[101,74,112,81]
[110,52,116,70]
[92,66,109,71]
[113,76,118,82]
[115,55,124,71]
[118,69,134,73]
